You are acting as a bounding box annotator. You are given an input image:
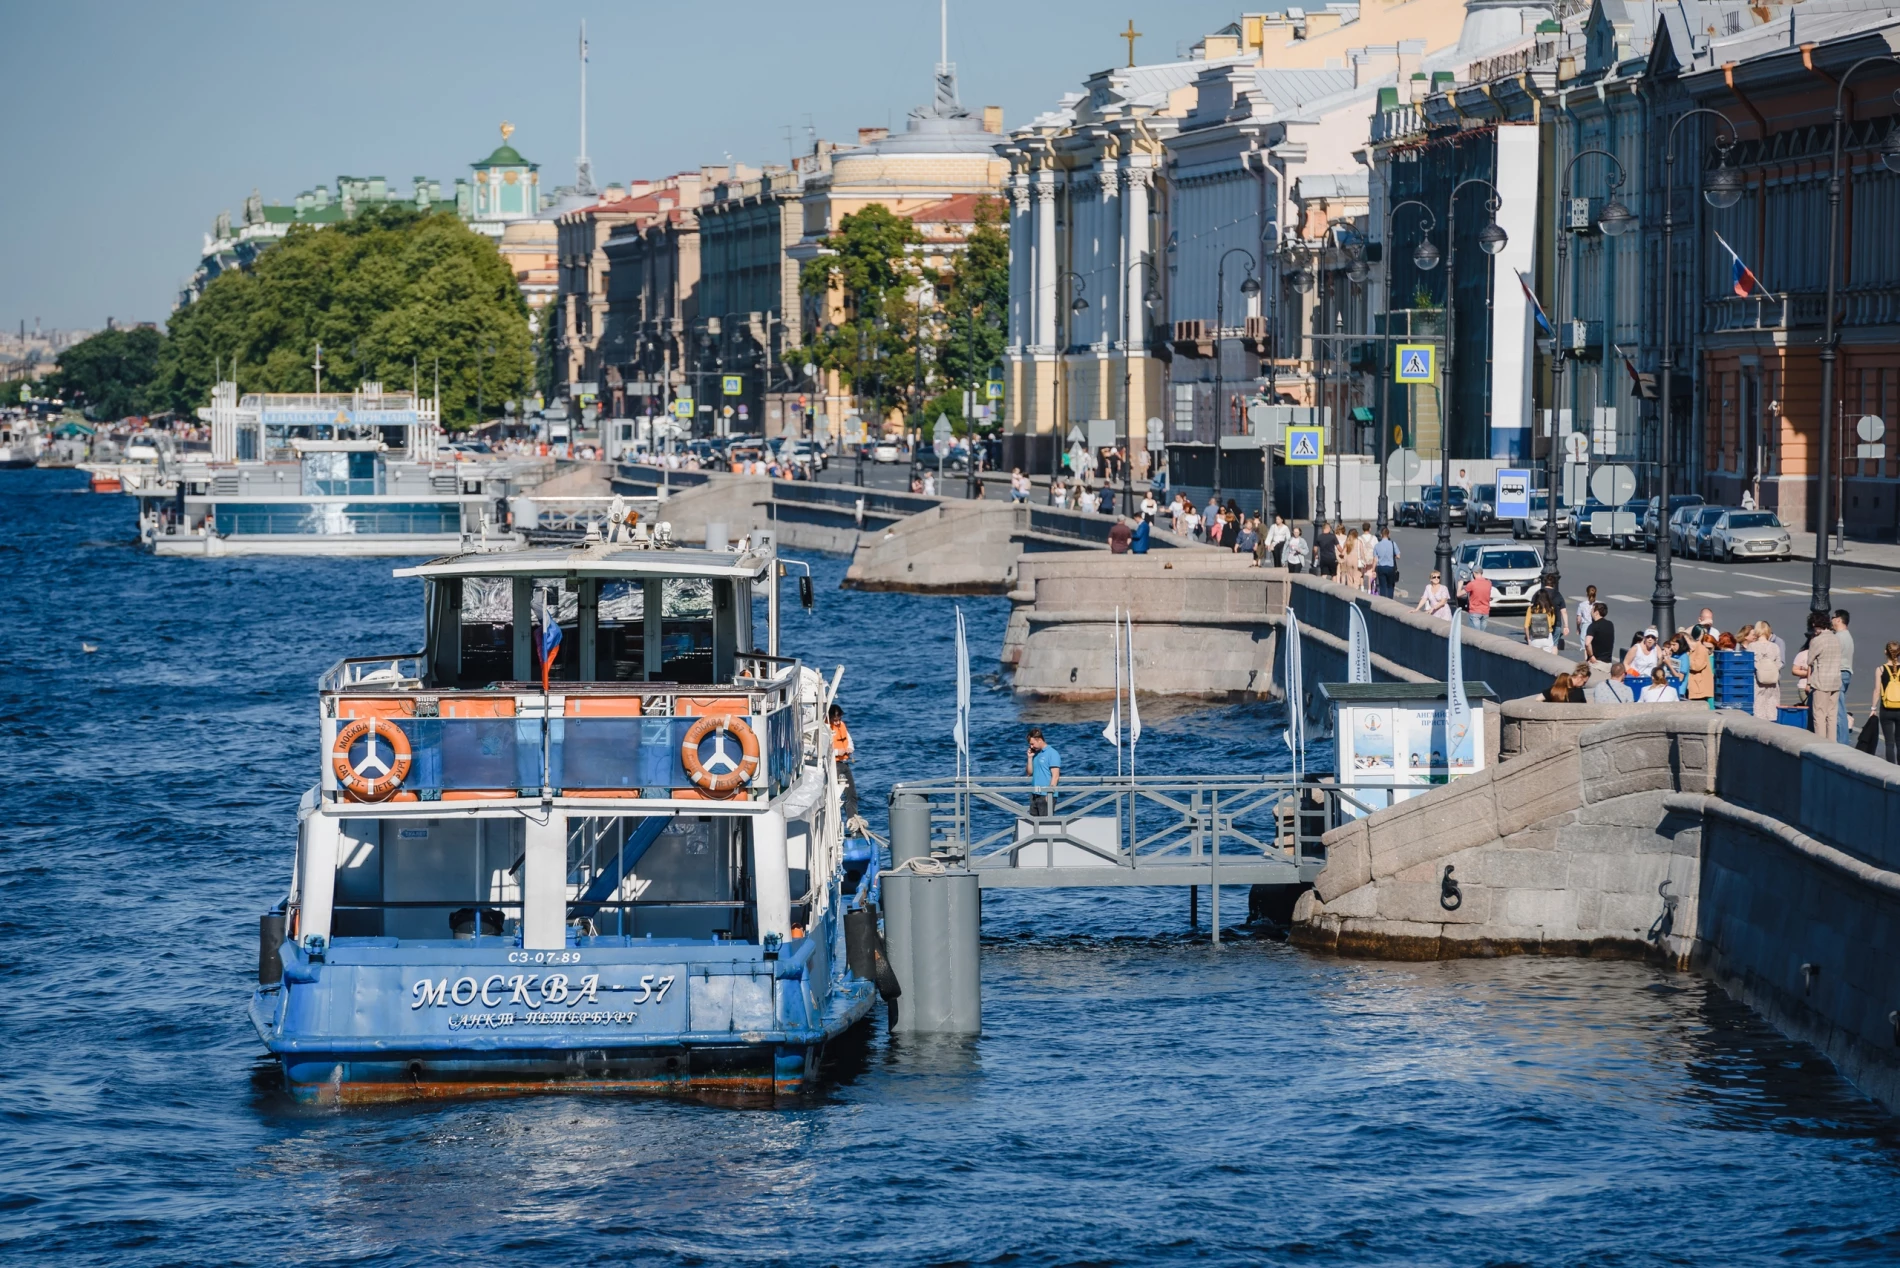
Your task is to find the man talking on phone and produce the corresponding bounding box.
[1026,726,1061,817]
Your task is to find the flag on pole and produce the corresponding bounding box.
[1713,231,1765,298]
[1103,606,1122,751]
[536,590,563,692]
[1614,344,1659,401]
[1125,609,1141,747]
[953,606,971,766]
[1348,602,1372,683]
[1515,270,1554,336]
[1283,609,1305,778]
[1446,608,1471,744]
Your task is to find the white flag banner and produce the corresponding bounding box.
[1125,609,1141,746]
[953,606,971,763]
[1446,608,1472,744]
[1103,606,1122,749]
[1348,603,1372,684]
[1283,608,1304,778]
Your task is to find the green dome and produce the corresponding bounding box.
[475,143,532,168]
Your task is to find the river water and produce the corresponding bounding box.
[6,467,1900,1266]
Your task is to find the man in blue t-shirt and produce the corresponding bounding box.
[1026,726,1062,817]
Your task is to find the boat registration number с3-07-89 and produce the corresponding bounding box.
[409,972,677,1010]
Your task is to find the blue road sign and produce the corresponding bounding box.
[1395,344,1436,384]
[1285,426,1324,465]
[1495,468,1531,518]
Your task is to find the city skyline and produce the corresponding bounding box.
[5,0,1241,329]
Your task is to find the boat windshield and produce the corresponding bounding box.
[429,573,743,690]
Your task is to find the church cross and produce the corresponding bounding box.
[1121,19,1142,67]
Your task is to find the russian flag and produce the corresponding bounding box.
[1714,231,1764,298]
[1516,270,1554,335]
[536,591,563,690]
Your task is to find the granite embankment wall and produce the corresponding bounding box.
[1002,556,1573,701]
[1294,704,1900,1113]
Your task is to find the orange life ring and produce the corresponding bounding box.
[679,714,760,797]
[330,716,413,802]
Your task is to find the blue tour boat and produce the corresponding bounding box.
[250,525,880,1101]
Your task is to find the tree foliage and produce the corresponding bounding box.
[157,206,532,427]
[931,196,1009,412]
[799,204,930,424]
[45,326,166,420]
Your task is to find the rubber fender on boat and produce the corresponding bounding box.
[258,910,287,986]
[871,945,902,1000]
[844,904,878,981]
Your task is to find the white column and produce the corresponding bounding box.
[1033,178,1058,352]
[1123,165,1153,352]
[521,813,568,950]
[1006,179,1030,354]
[299,813,341,943]
[752,810,792,942]
[1093,167,1119,354]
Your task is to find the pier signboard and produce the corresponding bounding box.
[1321,681,1496,813]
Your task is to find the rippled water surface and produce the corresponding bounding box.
[6,467,1900,1266]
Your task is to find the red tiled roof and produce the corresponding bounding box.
[905,193,986,224]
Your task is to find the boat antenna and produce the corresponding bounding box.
[312,341,323,395]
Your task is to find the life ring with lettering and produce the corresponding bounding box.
[680,714,760,797]
[331,716,413,802]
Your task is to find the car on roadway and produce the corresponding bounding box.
[1700,508,1792,561]
[1566,498,1611,545]
[1394,496,1426,526]
[1465,483,1500,533]
[1636,494,1704,551]
[1665,503,1709,554]
[870,439,905,464]
[1679,505,1727,558]
[1512,491,1572,540]
[1419,485,1469,526]
[1607,497,1652,549]
[1455,543,1546,612]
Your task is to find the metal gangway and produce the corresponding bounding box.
[886,774,1380,937]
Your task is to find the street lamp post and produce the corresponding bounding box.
[1054,270,1088,504]
[1418,177,1508,584]
[1213,247,1262,512]
[1549,147,1636,591]
[1815,60,1900,613]
[1376,196,1437,535]
[1122,254,1158,515]
[1655,107,1742,636]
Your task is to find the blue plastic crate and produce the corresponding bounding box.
[1777,705,1808,729]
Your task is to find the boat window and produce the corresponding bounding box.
[331,817,525,942]
[566,814,747,942]
[458,576,517,687]
[596,581,647,681]
[660,578,716,684]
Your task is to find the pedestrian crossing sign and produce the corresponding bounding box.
[1395,344,1437,384]
[722,375,743,396]
[1285,426,1324,465]
[986,379,1004,399]
[672,398,693,418]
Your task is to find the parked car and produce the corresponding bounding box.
[1703,509,1793,561]
[1638,494,1704,550]
[1666,503,1710,555]
[1419,485,1469,525]
[1465,483,1500,533]
[1607,497,1653,549]
[1682,506,1728,558]
[1567,498,1611,545]
[871,439,905,464]
[1451,538,1489,582]
[1513,492,1572,540]
[1461,544,1547,612]
[1394,497,1425,527]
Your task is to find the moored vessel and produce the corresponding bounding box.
[249,525,880,1101]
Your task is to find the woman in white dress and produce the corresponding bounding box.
[1415,570,1453,621]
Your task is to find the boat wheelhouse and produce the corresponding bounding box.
[249,529,879,1101]
[137,381,525,556]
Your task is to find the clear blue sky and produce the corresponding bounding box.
[5,0,1240,333]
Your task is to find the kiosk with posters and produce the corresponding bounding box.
[1320,680,1497,814]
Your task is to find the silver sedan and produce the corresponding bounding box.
[1704,509,1792,561]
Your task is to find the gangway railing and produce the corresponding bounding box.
[887,775,1384,933]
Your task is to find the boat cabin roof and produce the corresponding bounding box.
[395,541,772,583]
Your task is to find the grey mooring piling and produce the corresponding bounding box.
[881,866,981,1035]
[889,792,932,867]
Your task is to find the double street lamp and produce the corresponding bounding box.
[1547,147,1637,590]
[1814,60,1900,614]
[1212,248,1262,510]
[1654,107,1742,636]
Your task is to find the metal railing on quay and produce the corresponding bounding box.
[889,774,1385,882]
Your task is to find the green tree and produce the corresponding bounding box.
[44,326,166,420]
[156,206,531,428]
[932,196,1009,422]
[799,204,930,426]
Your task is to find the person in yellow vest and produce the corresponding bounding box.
[829,703,857,818]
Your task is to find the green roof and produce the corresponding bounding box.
[475,143,534,168]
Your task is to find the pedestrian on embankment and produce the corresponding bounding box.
[1266,515,1290,567]
[1283,526,1307,573]
[1802,611,1844,741]
[1026,727,1061,817]
[1460,564,1493,632]
[1750,621,1784,721]
[1833,609,1856,744]
[1874,641,1900,763]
